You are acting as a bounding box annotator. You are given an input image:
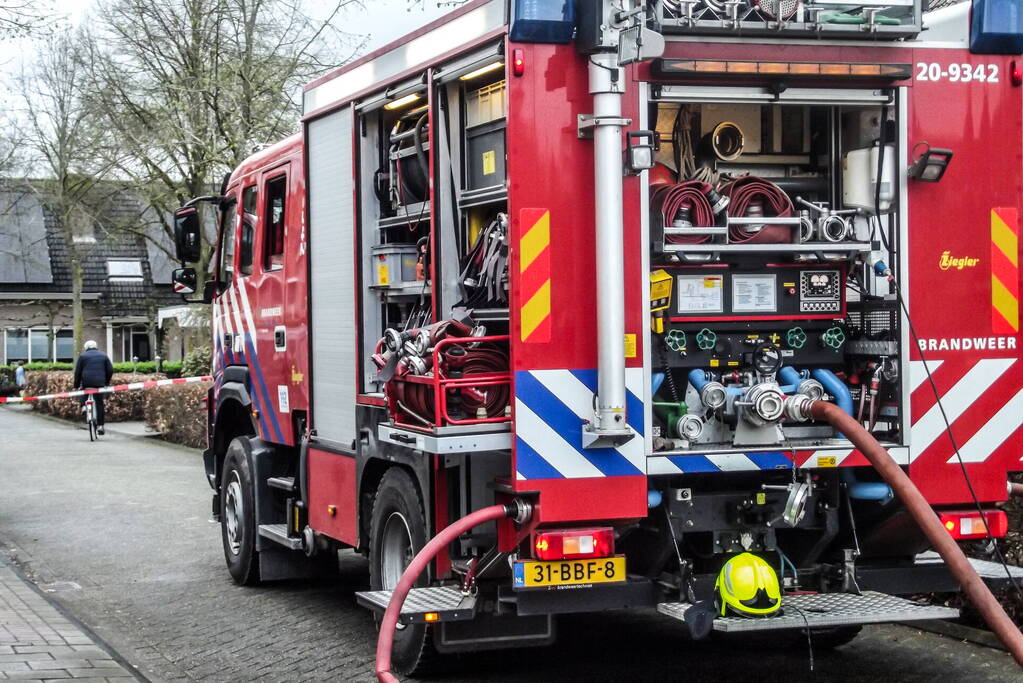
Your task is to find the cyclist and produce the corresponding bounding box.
[73,340,113,435]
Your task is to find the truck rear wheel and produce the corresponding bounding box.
[368,467,438,676]
[221,437,260,585]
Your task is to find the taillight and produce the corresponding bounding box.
[1011,60,1023,87]
[938,510,1008,540]
[533,527,614,561]
[512,48,525,77]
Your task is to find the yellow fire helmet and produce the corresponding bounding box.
[714,552,782,617]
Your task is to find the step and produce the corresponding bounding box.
[356,585,476,625]
[657,590,959,633]
[916,552,1023,589]
[258,524,303,550]
[267,476,296,492]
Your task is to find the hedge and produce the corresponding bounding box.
[1,361,183,377]
[144,380,211,448]
[24,371,164,422]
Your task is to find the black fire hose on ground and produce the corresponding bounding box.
[375,501,530,682]
[808,400,1023,667]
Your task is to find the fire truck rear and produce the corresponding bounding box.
[170,0,1023,674]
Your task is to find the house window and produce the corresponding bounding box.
[55,330,74,362]
[107,259,144,283]
[264,175,286,269]
[30,330,51,362]
[5,329,27,363]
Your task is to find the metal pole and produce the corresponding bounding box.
[583,52,633,448]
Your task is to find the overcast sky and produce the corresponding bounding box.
[0,1,454,80]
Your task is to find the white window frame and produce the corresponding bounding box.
[107,259,144,283]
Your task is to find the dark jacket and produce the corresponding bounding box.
[73,349,114,388]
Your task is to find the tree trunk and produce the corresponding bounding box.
[71,254,84,362]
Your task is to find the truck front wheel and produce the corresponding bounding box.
[221,437,260,585]
[368,467,437,676]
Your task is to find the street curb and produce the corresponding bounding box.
[0,552,152,682]
[0,405,200,454]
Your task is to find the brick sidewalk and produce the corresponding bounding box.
[0,563,136,682]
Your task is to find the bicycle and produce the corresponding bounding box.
[84,396,99,442]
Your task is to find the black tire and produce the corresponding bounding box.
[798,625,863,650]
[221,437,260,585]
[88,419,96,442]
[368,467,438,677]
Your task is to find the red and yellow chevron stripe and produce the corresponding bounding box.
[991,207,1019,334]
[519,209,551,343]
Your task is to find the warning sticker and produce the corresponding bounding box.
[732,274,776,313]
[482,150,496,176]
[677,274,723,314]
[624,333,637,358]
[277,385,290,414]
[377,264,390,286]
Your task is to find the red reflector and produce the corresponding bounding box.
[938,510,1008,540]
[533,527,614,561]
[512,48,525,77]
[1011,60,1022,87]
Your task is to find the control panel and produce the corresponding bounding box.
[799,270,842,314]
[667,266,845,321]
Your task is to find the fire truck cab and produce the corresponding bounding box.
[171,0,1023,675]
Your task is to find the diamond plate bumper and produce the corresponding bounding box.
[355,585,476,624]
[657,591,959,632]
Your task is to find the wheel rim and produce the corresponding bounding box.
[380,511,414,591]
[224,471,244,556]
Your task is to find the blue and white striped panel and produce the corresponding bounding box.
[647,452,794,475]
[514,368,646,480]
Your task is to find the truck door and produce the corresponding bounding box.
[232,173,293,446]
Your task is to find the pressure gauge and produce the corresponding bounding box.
[751,343,783,376]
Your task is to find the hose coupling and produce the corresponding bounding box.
[505,499,533,526]
[784,393,815,422]
[700,381,728,410]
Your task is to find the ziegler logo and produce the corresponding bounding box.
[939,251,980,271]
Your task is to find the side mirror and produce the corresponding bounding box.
[174,207,203,263]
[171,267,218,304]
[171,267,197,295]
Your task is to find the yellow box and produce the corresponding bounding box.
[650,270,673,312]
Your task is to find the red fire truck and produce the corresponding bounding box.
[171,0,1023,674]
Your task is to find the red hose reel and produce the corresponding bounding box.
[372,320,510,430]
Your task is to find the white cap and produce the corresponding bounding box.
[84,340,98,350]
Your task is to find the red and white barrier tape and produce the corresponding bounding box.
[0,375,213,404]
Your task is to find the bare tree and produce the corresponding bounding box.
[0,0,58,38]
[83,0,366,275]
[18,29,120,358]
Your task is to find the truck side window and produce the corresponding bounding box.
[264,175,286,270]
[239,185,257,276]
[218,197,238,286]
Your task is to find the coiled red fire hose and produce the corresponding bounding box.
[651,181,716,244]
[810,401,1023,668]
[721,175,793,244]
[376,503,521,682]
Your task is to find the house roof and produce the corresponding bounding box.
[0,180,180,317]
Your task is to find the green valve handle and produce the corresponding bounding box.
[696,328,716,351]
[666,329,687,352]
[786,326,807,350]
[822,326,846,350]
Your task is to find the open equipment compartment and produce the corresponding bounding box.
[355,52,512,435]
[647,85,906,454]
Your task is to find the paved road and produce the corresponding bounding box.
[0,406,1019,682]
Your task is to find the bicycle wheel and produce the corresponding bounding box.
[88,417,96,441]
